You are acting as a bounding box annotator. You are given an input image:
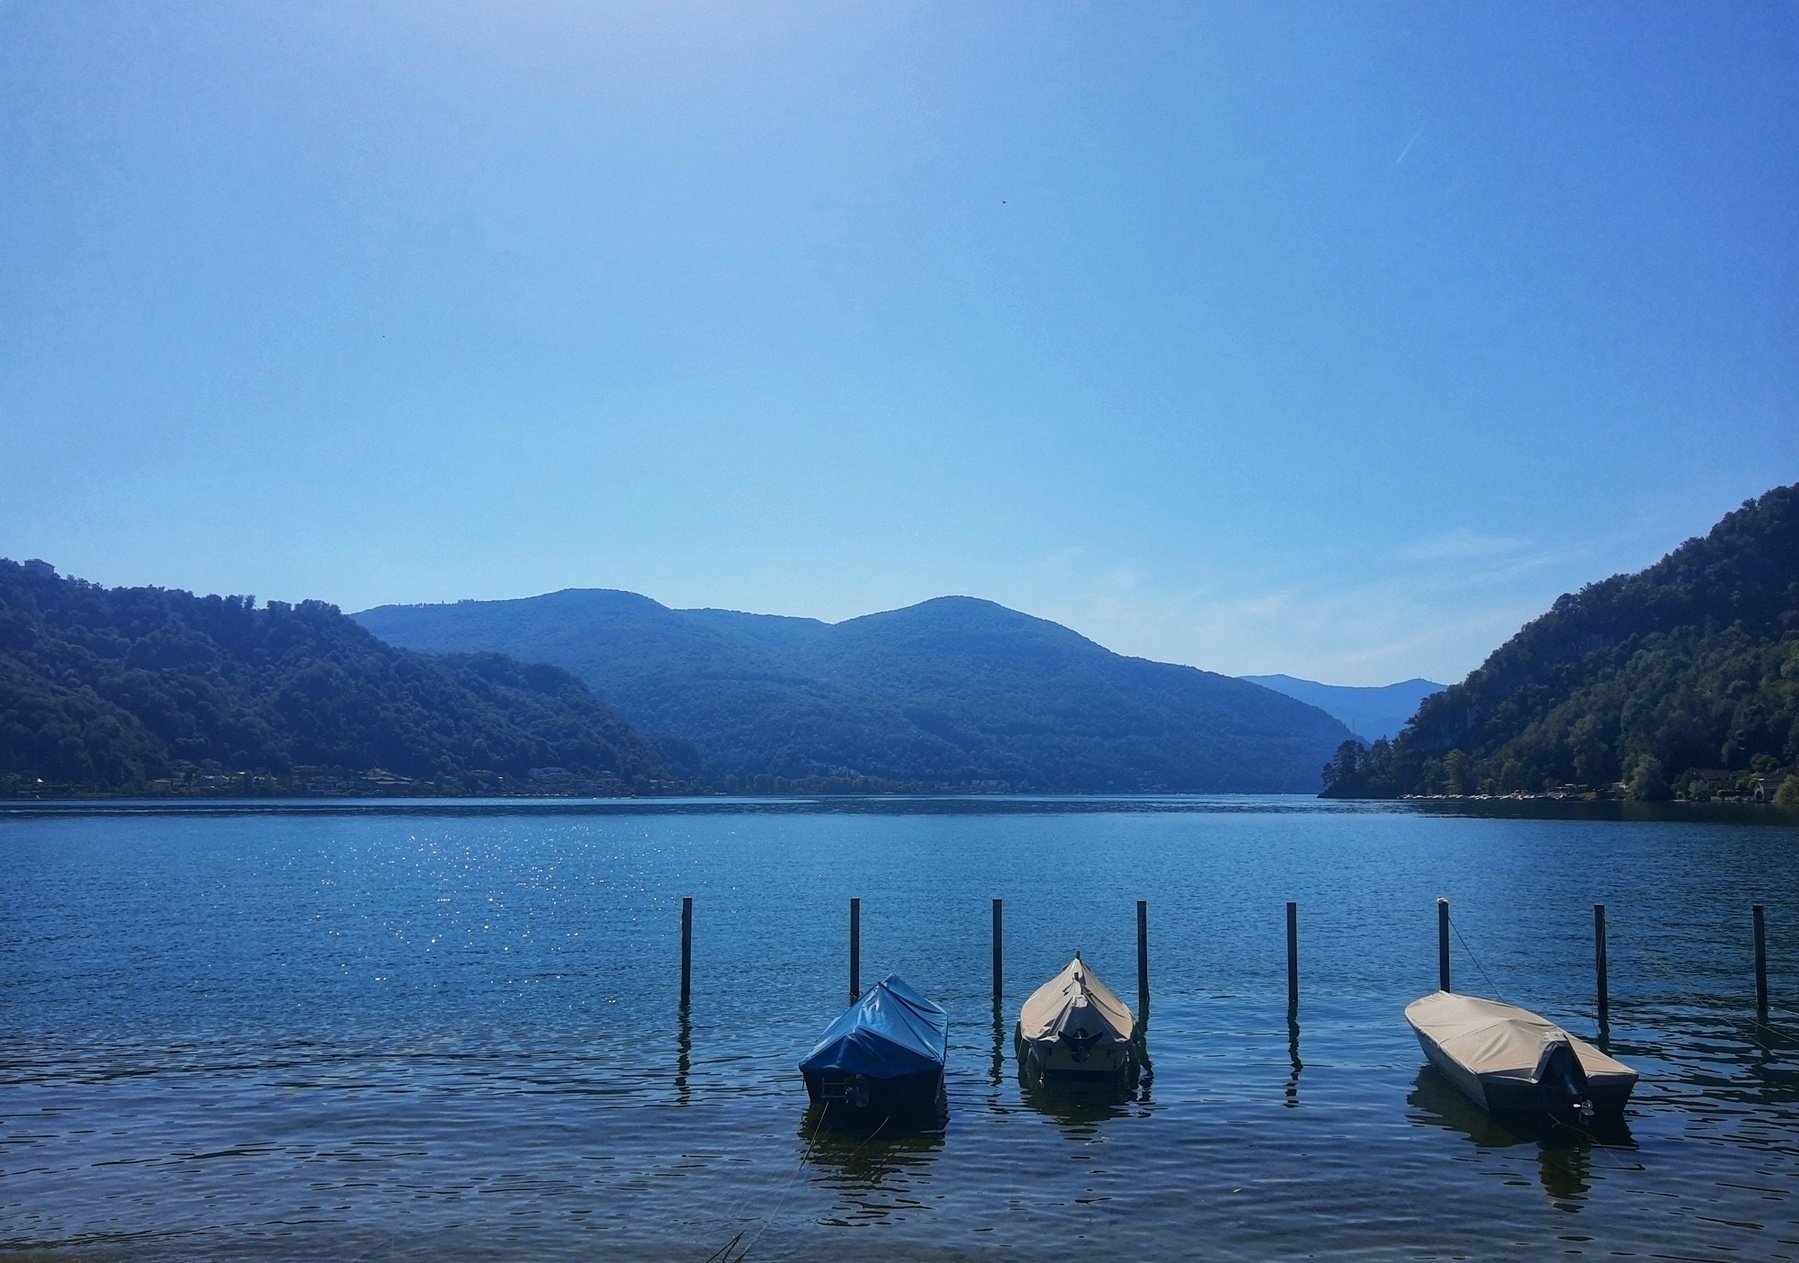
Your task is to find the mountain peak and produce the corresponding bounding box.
[357,588,1354,792]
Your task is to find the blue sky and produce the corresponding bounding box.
[3,2,1794,685]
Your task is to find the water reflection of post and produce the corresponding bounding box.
[1285,899,1301,1107]
[675,1001,692,1105]
[990,998,1005,1087]
[1284,1014,1303,1108]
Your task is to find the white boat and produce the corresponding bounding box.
[1015,955,1139,1090]
[1404,991,1636,1118]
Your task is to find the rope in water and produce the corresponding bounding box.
[704,1099,835,1262]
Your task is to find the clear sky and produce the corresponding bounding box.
[3,2,1794,686]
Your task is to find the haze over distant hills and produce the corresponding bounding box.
[356,591,1356,793]
[1241,675,1445,743]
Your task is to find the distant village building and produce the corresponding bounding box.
[22,559,55,579]
[359,768,414,790]
[1754,770,1791,803]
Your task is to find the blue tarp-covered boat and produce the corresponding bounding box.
[799,974,948,1116]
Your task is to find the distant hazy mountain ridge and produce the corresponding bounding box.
[1321,483,1799,800]
[0,561,684,795]
[357,592,1356,793]
[1241,675,1444,743]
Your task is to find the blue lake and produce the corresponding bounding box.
[2,796,1796,1261]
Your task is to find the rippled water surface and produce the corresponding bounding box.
[3,796,1796,1260]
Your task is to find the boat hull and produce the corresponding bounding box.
[1412,1029,1633,1116]
[1015,1027,1139,1091]
[802,1066,945,1117]
[1406,991,1636,1119]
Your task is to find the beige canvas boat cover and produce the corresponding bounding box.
[1018,957,1135,1043]
[1404,991,1635,1086]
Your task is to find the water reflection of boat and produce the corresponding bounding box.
[1408,1064,1635,1206]
[1405,991,1636,1119]
[1015,955,1140,1094]
[1016,1070,1148,1134]
[800,974,947,1120]
[798,1103,946,1226]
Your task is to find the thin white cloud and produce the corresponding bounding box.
[1012,526,1655,686]
[1396,528,1531,563]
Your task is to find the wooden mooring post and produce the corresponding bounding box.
[680,896,693,1006]
[849,897,861,1000]
[1594,903,1608,1023]
[991,898,1003,1003]
[1286,901,1299,1016]
[1754,904,1768,1020]
[1437,898,1451,993]
[1136,899,1150,1024]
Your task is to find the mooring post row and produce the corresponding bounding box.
[684,897,1773,1021]
[849,896,861,1001]
[1437,897,1451,993]
[1136,899,1150,1026]
[680,896,694,1007]
[992,897,1004,1003]
[1754,903,1769,1020]
[1594,902,1608,1022]
[1286,900,1299,1016]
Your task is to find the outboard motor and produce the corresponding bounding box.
[1535,1038,1594,1119]
[1058,1024,1104,1063]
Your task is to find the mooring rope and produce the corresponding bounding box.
[1437,915,1650,1178]
[705,1099,833,1262]
[1613,932,1787,1045]
[1542,1112,1644,1172]
[1448,912,1507,1002]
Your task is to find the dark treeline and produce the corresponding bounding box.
[0,561,697,796]
[1323,483,1799,801]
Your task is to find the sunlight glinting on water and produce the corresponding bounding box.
[1,797,1795,1261]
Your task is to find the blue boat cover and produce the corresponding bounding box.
[799,974,949,1080]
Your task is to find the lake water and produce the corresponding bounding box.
[2,796,1796,1261]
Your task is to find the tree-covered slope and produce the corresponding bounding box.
[0,561,684,794]
[356,591,1355,792]
[1322,483,1799,798]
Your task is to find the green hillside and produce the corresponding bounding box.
[1322,483,1799,800]
[0,561,688,796]
[356,591,1355,793]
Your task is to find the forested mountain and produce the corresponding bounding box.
[0,561,689,795]
[357,592,1355,793]
[1321,483,1799,800]
[1241,674,1445,742]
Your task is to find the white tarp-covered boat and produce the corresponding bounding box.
[1405,991,1636,1118]
[1015,956,1139,1089]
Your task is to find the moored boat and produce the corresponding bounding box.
[1404,990,1636,1118]
[1015,955,1139,1091]
[800,974,948,1117]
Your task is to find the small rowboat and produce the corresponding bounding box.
[800,974,947,1117]
[1405,991,1636,1118]
[1015,955,1140,1091]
